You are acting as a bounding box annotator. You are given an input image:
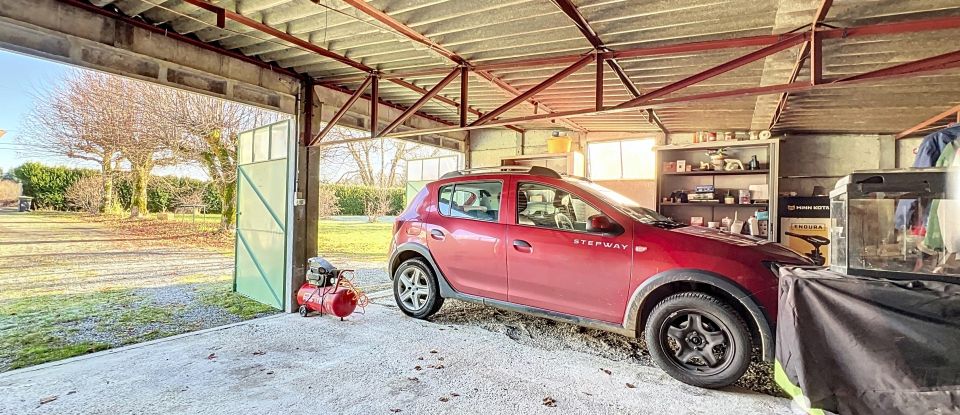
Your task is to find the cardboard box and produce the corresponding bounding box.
[779,196,831,266]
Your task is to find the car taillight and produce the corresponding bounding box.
[393,219,405,235]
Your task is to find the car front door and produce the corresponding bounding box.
[506,180,633,323]
[425,180,508,301]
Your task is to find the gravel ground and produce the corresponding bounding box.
[345,264,780,396]
[0,307,797,415]
[429,300,782,396]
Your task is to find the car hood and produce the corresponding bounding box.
[667,226,813,265]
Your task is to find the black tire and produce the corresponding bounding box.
[298,305,309,317]
[644,292,752,389]
[393,258,444,319]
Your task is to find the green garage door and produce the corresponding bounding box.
[234,121,295,310]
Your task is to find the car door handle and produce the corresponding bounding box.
[430,229,445,240]
[513,239,533,253]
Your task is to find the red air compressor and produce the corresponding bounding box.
[296,257,367,319]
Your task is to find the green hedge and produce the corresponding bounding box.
[15,162,404,215]
[14,162,221,213]
[328,184,405,216]
[13,162,96,210]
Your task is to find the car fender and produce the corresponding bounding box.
[389,242,458,298]
[623,269,775,361]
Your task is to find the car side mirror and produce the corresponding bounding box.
[587,214,623,236]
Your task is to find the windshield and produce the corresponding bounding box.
[566,178,684,227]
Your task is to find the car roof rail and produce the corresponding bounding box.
[440,165,562,180]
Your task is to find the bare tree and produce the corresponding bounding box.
[20,70,124,213]
[103,78,182,218]
[323,128,442,186]
[153,89,283,230]
[65,175,105,214]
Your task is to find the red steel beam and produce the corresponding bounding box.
[370,75,379,137]
[614,33,807,110]
[381,48,960,139]
[337,0,461,64]
[310,76,373,146]
[813,0,833,25]
[379,69,461,137]
[460,66,469,127]
[338,0,584,131]
[472,54,595,126]
[182,0,371,72]
[837,49,960,82]
[771,0,831,129]
[896,103,960,139]
[595,58,604,111]
[769,41,811,129]
[179,0,468,131]
[328,16,960,84]
[388,76,523,133]
[552,0,667,133]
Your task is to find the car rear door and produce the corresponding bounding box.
[505,179,633,323]
[425,179,508,301]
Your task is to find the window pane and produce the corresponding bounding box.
[407,160,423,181]
[438,156,458,177]
[621,139,655,180]
[253,127,269,162]
[238,131,254,164]
[270,123,288,160]
[440,181,502,222]
[588,141,622,180]
[517,182,601,232]
[422,158,440,180]
[438,185,453,216]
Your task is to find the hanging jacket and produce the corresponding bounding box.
[922,141,959,251]
[894,125,960,230]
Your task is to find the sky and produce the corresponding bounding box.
[0,50,72,174]
[0,50,206,178]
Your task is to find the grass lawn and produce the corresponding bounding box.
[317,220,394,263]
[0,210,276,372]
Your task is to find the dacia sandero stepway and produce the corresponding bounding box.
[388,166,811,388]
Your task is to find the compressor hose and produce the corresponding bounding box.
[337,272,370,308]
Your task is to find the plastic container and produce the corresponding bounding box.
[546,136,572,153]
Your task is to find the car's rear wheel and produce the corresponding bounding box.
[645,292,751,389]
[393,258,443,319]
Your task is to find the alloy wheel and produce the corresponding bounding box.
[397,267,431,311]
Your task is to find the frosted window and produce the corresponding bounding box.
[588,141,622,180]
[270,123,288,160]
[407,160,423,181]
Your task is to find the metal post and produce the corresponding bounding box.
[370,74,379,137]
[595,55,604,111]
[460,66,469,128]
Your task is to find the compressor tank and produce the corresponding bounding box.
[297,283,358,318]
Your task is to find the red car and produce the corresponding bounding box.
[388,166,810,388]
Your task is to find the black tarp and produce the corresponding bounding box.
[775,267,960,415]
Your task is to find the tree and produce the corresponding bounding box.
[20,70,124,213]
[154,89,283,230]
[322,128,442,186]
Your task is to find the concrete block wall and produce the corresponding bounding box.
[468,129,584,167]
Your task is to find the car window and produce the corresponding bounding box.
[438,181,502,222]
[517,182,602,232]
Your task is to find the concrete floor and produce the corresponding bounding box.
[0,303,796,414]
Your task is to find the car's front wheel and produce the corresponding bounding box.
[645,292,752,389]
[393,258,444,319]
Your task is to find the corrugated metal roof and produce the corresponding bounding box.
[96,0,960,135]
